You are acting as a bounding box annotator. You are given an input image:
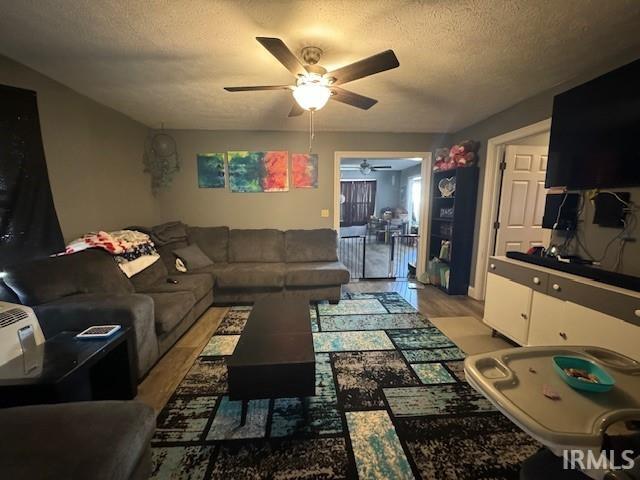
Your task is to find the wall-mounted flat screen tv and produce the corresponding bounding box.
[545,58,640,189]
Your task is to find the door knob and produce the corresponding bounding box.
[490,263,496,270]
[559,332,567,340]
[532,277,541,285]
[520,313,528,320]
[552,283,561,291]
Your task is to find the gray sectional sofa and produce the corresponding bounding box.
[0,400,155,480]
[0,226,349,380]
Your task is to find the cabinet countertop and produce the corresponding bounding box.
[490,256,640,300]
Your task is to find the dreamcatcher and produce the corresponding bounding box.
[143,126,180,194]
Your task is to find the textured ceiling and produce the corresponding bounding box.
[0,1,639,132]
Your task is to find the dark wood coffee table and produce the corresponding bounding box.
[0,327,137,408]
[227,297,315,425]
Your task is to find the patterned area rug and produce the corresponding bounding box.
[150,292,539,479]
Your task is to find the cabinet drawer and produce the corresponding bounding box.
[488,258,548,293]
[547,274,640,326]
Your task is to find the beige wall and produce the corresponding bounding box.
[156,130,448,230]
[453,52,640,284]
[0,55,159,240]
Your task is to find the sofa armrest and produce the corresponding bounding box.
[0,401,155,480]
[34,293,159,379]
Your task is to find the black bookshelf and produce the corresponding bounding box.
[429,166,479,295]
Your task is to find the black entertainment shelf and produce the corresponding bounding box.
[429,166,479,295]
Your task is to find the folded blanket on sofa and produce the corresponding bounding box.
[150,221,187,246]
[65,230,160,277]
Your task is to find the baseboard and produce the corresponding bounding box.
[467,285,482,300]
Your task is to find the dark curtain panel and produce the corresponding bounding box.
[340,180,376,226]
[0,84,64,268]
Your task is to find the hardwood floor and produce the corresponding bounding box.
[136,306,228,412]
[136,281,485,412]
[345,279,485,320]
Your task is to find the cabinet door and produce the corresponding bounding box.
[563,301,640,362]
[483,272,532,344]
[529,293,640,362]
[529,291,569,346]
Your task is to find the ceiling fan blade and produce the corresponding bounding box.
[256,37,306,76]
[330,87,378,110]
[224,85,291,92]
[288,103,305,117]
[372,166,392,169]
[327,50,399,85]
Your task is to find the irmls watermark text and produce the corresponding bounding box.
[563,450,636,471]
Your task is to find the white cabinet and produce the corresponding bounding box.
[529,293,640,361]
[483,272,532,345]
[486,256,640,362]
[528,292,573,345]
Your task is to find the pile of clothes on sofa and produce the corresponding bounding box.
[65,229,159,277]
[63,222,190,277]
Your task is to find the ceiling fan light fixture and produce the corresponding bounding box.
[360,160,372,175]
[292,74,331,111]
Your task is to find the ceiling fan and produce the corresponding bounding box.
[341,160,392,175]
[224,37,400,116]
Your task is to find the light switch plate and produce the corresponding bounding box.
[321,209,330,218]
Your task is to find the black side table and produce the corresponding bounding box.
[0,327,137,408]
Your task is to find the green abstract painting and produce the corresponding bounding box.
[197,153,226,188]
[227,151,289,192]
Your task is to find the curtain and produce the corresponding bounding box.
[0,84,64,268]
[340,180,376,226]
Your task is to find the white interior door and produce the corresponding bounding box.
[495,145,551,256]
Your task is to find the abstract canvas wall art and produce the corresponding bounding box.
[197,153,226,188]
[228,151,289,192]
[292,153,319,188]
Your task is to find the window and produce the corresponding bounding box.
[340,180,377,226]
[408,176,421,229]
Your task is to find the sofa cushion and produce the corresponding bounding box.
[284,229,339,262]
[187,226,229,263]
[192,263,230,282]
[216,263,285,288]
[156,240,189,274]
[141,273,213,302]
[146,291,195,335]
[285,262,350,287]
[228,229,285,263]
[129,258,168,292]
[0,278,20,303]
[3,249,133,305]
[0,400,155,480]
[173,244,214,271]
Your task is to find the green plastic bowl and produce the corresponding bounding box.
[553,356,615,393]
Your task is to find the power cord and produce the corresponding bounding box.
[564,191,636,268]
[552,192,569,230]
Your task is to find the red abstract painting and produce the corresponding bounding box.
[262,151,289,192]
[292,153,318,188]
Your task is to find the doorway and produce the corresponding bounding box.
[334,152,430,280]
[471,119,552,300]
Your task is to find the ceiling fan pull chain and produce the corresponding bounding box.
[309,109,315,153]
